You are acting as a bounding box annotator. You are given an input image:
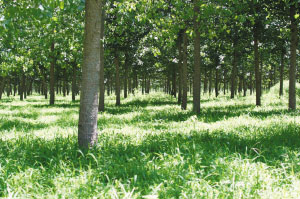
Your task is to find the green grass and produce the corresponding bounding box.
[0,90,300,198]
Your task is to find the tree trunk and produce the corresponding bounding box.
[72,63,77,102]
[177,32,183,104]
[181,31,188,110]
[204,67,208,93]
[124,53,128,99]
[63,68,67,97]
[215,67,219,98]
[115,54,121,106]
[209,67,212,96]
[289,3,298,110]
[78,0,102,149]
[254,21,261,106]
[0,76,5,100]
[172,64,177,97]
[20,73,25,101]
[99,6,105,111]
[50,41,55,105]
[279,49,284,97]
[193,1,201,113]
[231,40,238,99]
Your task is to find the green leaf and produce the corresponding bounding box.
[60,0,64,9]
[295,14,299,19]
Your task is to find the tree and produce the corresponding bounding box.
[288,2,298,110]
[193,0,201,114]
[78,0,102,149]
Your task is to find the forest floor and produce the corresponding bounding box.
[1,85,300,198]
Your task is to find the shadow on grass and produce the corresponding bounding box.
[0,118,48,132]
[32,103,79,109]
[1,122,299,197]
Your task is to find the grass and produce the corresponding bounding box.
[0,88,300,198]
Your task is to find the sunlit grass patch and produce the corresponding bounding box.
[0,91,299,198]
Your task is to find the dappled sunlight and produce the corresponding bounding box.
[0,92,300,198]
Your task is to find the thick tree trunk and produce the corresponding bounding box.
[193,1,201,113]
[115,55,121,106]
[289,3,298,110]
[78,0,102,149]
[231,41,238,99]
[181,31,188,110]
[254,21,261,106]
[50,42,55,105]
[99,7,105,111]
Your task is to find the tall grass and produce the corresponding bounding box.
[0,91,299,198]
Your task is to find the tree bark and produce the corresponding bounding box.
[204,67,208,93]
[50,41,55,105]
[177,32,183,104]
[209,67,212,96]
[279,48,284,97]
[193,0,201,113]
[63,68,67,97]
[0,76,5,100]
[124,53,129,99]
[181,31,188,110]
[115,54,121,106]
[78,0,102,149]
[254,20,261,106]
[289,3,298,110]
[215,67,219,98]
[231,40,238,99]
[172,64,177,97]
[99,6,105,111]
[72,62,77,102]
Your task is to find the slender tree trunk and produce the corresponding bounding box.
[0,76,5,100]
[142,75,145,94]
[115,54,121,106]
[13,78,17,96]
[231,40,238,99]
[279,49,284,97]
[193,1,201,113]
[50,42,55,105]
[215,67,219,98]
[209,67,212,96]
[124,53,128,99]
[223,69,226,95]
[172,64,177,97]
[72,63,77,102]
[99,7,105,111]
[63,68,67,97]
[177,32,183,104]
[254,21,261,106]
[204,67,208,93]
[20,73,25,101]
[181,31,188,110]
[289,3,298,110]
[78,0,102,149]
